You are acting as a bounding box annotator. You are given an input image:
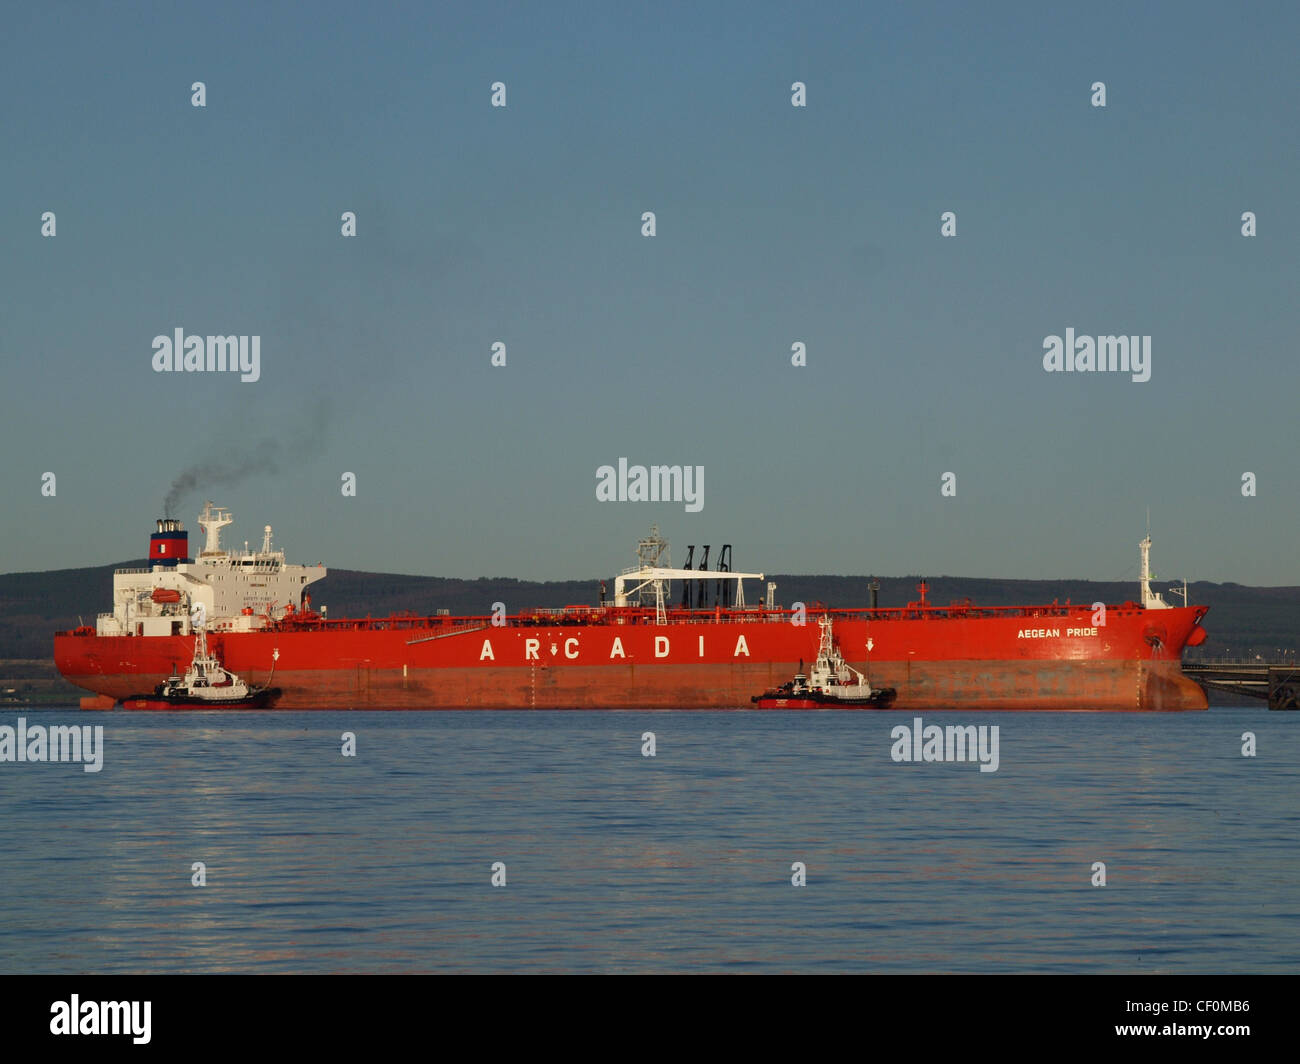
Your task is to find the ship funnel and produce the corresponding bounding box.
[149,518,189,568]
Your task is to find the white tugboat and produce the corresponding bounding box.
[752,615,895,708]
[123,626,281,709]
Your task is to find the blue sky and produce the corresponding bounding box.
[1,1,1296,584]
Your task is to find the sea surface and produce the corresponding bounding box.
[0,706,1295,973]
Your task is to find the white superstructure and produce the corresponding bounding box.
[96,501,327,637]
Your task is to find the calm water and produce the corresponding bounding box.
[0,706,1295,973]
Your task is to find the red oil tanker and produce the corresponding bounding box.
[54,504,1210,711]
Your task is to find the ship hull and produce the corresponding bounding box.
[752,689,898,710]
[120,687,282,710]
[55,606,1210,711]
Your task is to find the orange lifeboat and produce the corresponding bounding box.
[151,588,182,603]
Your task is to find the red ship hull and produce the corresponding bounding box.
[55,602,1211,711]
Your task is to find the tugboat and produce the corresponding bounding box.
[752,616,896,709]
[122,627,281,709]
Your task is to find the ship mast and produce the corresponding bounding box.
[1139,533,1170,610]
[198,501,233,556]
[634,526,671,621]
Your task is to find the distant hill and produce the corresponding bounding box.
[1,561,1296,660]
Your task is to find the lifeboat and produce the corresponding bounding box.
[151,588,182,603]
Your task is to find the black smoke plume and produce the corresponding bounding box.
[164,440,281,517]
[163,399,332,517]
